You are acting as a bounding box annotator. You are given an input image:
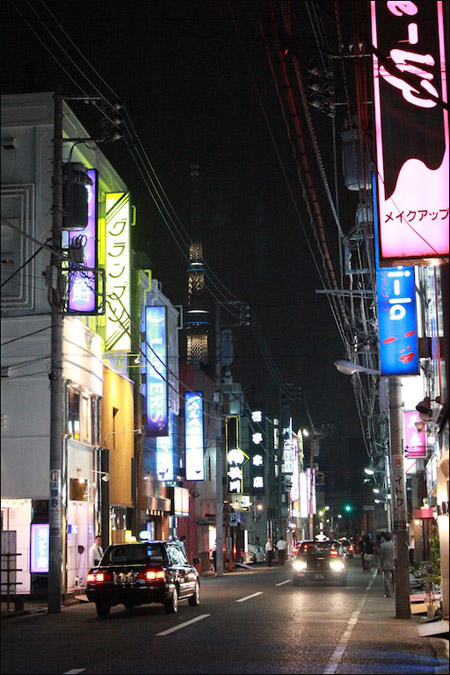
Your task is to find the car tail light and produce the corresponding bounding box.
[87,571,112,583]
[136,569,165,582]
[349,544,354,552]
[330,549,338,557]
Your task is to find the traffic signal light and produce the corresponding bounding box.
[344,504,352,512]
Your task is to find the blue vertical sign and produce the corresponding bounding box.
[145,306,168,436]
[156,412,174,481]
[185,392,205,481]
[373,173,419,376]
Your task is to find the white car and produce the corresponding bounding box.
[244,544,266,564]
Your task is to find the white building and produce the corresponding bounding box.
[1,92,127,597]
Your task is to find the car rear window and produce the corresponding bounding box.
[298,542,340,554]
[102,543,166,565]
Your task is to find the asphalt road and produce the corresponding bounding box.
[1,558,447,674]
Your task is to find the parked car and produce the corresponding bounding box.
[86,541,200,617]
[244,544,266,564]
[292,540,347,586]
[338,537,355,558]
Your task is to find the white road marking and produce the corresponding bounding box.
[235,591,264,603]
[275,579,291,586]
[322,570,377,674]
[156,613,211,636]
[63,670,86,674]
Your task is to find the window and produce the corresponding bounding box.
[68,388,80,440]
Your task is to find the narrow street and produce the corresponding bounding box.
[2,560,448,674]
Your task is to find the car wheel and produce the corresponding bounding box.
[124,601,134,610]
[188,580,200,606]
[165,588,178,614]
[96,601,111,618]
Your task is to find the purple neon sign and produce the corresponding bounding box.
[67,168,98,313]
[145,306,168,436]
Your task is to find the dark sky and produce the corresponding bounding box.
[1,1,367,475]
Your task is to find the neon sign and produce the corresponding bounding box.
[67,168,98,313]
[377,266,419,376]
[31,524,49,573]
[145,306,168,436]
[185,392,205,481]
[371,1,449,262]
[105,192,131,351]
[404,410,427,458]
[156,412,173,480]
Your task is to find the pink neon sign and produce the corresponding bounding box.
[404,410,426,458]
[371,1,449,262]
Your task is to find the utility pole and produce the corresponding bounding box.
[389,377,411,619]
[48,94,64,613]
[308,437,316,540]
[215,302,224,576]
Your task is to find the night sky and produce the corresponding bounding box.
[1,1,369,499]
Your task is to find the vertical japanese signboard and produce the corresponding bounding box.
[185,392,205,481]
[392,455,408,530]
[67,168,98,313]
[156,412,173,481]
[371,1,449,262]
[249,407,265,494]
[226,415,246,495]
[377,266,419,376]
[145,306,168,436]
[105,192,131,351]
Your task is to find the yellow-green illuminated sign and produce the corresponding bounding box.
[105,193,131,351]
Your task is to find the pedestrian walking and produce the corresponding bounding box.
[265,537,274,566]
[379,532,395,597]
[89,535,104,568]
[276,536,287,565]
[374,532,385,574]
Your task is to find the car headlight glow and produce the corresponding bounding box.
[293,560,307,571]
[330,560,345,571]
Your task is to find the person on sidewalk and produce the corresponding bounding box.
[379,532,395,597]
[89,535,104,568]
[265,537,274,566]
[374,532,385,574]
[276,536,287,565]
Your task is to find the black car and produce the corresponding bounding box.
[86,541,200,617]
[292,540,347,586]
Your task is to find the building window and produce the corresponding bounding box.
[68,388,80,440]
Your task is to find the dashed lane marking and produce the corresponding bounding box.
[235,592,264,603]
[63,670,86,674]
[275,580,291,586]
[322,570,377,674]
[156,613,211,636]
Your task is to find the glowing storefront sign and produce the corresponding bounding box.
[226,416,246,494]
[145,306,168,436]
[371,1,449,261]
[185,392,205,481]
[67,168,98,313]
[404,410,427,458]
[377,266,419,376]
[105,192,131,351]
[31,524,49,573]
[156,412,173,481]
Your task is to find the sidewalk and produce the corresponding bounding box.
[350,566,449,674]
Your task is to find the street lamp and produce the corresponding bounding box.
[335,359,410,619]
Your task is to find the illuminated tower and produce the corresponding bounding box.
[185,165,209,364]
